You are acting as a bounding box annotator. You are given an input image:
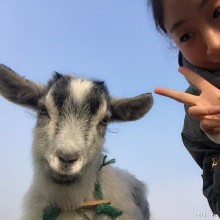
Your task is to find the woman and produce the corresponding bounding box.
[149,0,220,215]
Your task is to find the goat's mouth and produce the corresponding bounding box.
[45,161,82,185]
[47,168,80,185]
[44,153,84,184]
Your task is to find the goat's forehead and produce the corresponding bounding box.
[69,78,93,104]
[45,76,109,116]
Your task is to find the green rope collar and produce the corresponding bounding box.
[43,155,123,220]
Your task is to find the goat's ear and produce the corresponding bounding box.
[0,64,45,110]
[110,93,153,121]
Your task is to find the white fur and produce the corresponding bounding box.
[23,166,148,220]
[69,78,93,105]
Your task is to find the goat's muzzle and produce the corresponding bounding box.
[56,151,79,168]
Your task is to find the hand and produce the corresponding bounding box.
[154,67,220,135]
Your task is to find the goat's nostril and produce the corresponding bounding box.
[57,152,79,166]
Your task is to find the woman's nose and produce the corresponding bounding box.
[205,28,220,55]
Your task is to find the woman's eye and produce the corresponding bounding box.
[179,33,193,43]
[213,7,220,19]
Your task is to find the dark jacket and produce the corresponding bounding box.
[179,53,220,215]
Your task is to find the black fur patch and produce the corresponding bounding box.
[82,80,108,116]
[49,74,71,112]
[48,72,63,88]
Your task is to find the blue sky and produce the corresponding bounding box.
[0,0,216,219]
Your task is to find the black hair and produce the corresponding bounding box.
[148,0,167,34]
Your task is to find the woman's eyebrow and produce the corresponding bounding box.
[170,20,185,34]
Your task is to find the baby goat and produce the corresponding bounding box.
[0,64,153,220]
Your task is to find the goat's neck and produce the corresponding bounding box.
[33,159,102,211]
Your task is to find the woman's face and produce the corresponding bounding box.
[163,0,220,70]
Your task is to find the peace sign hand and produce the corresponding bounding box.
[155,67,220,136]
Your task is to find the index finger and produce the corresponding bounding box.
[154,87,198,105]
[179,67,216,92]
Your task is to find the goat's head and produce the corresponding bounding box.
[0,65,153,185]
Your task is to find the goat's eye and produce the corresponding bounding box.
[39,106,49,117]
[37,106,50,127]
[99,116,110,127]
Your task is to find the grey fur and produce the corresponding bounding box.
[0,64,45,109]
[0,64,153,220]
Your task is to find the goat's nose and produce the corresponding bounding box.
[57,151,79,167]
